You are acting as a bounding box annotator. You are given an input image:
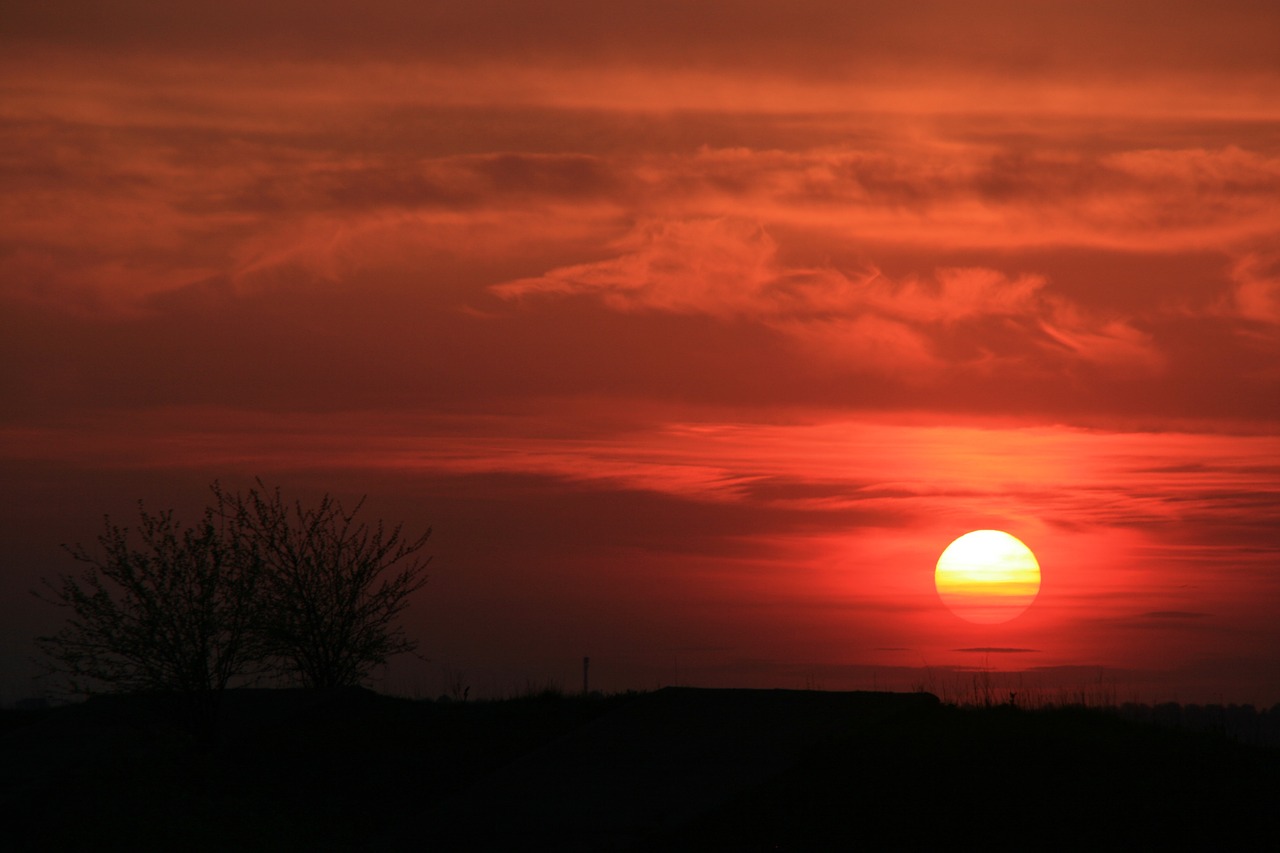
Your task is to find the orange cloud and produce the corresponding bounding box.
[494,219,784,316]
[1227,250,1280,325]
[494,218,1164,380]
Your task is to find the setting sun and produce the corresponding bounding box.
[935,530,1041,625]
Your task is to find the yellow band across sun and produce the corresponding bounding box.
[935,530,1041,624]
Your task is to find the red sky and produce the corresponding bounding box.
[2,1,1278,705]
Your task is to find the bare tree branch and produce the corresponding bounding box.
[34,502,270,737]
[217,480,430,689]
[34,480,432,735]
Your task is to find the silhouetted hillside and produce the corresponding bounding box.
[1,688,1276,851]
[673,701,1280,852]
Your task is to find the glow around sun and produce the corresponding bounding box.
[935,530,1041,624]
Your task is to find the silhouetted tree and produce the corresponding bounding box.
[218,481,431,689]
[37,481,431,715]
[35,500,267,736]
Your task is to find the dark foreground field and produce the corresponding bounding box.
[2,687,1277,851]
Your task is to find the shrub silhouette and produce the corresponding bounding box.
[219,481,430,689]
[35,499,269,736]
[36,481,430,726]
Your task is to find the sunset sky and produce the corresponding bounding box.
[2,2,1278,705]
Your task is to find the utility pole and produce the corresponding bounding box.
[583,656,590,695]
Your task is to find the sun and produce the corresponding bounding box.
[935,530,1041,624]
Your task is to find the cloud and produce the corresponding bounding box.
[15,408,1272,554]
[1036,313,1164,376]
[727,144,1280,250]
[494,218,1165,381]
[1227,250,1280,325]
[776,314,941,379]
[494,218,784,316]
[8,1,1280,85]
[6,48,1280,324]
[870,267,1045,323]
[1,4,1276,431]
